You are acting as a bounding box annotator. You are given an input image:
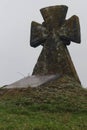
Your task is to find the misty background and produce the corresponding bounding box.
[0,0,87,87]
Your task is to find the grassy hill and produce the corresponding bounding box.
[0,75,87,130]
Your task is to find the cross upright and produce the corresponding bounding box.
[30,5,81,83]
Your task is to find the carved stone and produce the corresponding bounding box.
[30,5,81,84]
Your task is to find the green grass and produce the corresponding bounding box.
[0,76,87,130]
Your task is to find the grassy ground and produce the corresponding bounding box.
[0,76,87,130]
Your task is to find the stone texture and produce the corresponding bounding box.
[30,5,81,84]
[59,15,81,43]
[30,22,48,47]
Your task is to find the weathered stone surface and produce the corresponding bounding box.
[40,5,68,30]
[30,22,48,47]
[59,15,81,43]
[30,5,81,84]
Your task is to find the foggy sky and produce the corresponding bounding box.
[0,0,87,87]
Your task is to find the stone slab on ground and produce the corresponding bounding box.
[4,74,60,89]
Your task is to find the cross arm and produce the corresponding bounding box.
[30,21,48,48]
[59,15,81,44]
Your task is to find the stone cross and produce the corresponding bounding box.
[30,5,81,83]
